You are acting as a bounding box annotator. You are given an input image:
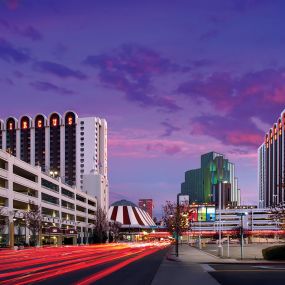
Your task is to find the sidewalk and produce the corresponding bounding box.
[151,244,227,285]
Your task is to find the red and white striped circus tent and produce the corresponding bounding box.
[108,200,156,228]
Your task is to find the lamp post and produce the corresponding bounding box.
[217,181,223,257]
[175,194,179,257]
[199,216,203,249]
[217,180,228,257]
[236,212,248,260]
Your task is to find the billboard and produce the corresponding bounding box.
[178,195,189,205]
[189,205,216,222]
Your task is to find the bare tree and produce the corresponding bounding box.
[0,207,8,238]
[24,202,43,246]
[270,171,285,228]
[92,208,109,243]
[269,204,285,233]
[108,221,121,242]
[162,200,192,237]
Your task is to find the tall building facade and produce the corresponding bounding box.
[181,152,240,208]
[181,169,202,202]
[258,110,285,208]
[0,111,108,211]
[138,199,154,218]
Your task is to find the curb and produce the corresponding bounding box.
[166,253,181,262]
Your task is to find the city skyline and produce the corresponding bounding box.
[1,1,285,217]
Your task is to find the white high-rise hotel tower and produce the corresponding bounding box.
[258,109,285,209]
[0,111,109,211]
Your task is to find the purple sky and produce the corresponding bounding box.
[1,0,285,217]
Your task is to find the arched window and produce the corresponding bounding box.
[20,116,31,163]
[35,114,46,169]
[6,117,16,156]
[49,113,61,175]
[64,112,77,186]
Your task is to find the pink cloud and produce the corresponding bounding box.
[226,132,263,146]
[6,0,20,10]
[271,86,285,103]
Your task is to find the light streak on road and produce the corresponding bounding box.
[77,247,161,285]
[0,242,170,285]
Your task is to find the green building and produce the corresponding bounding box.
[181,152,240,207]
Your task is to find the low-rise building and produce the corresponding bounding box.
[0,149,98,247]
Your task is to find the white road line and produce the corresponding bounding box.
[253,266,285,270]
[201,264,216,272]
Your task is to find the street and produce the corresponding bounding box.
[208,263,285,285]
[0,243,169,285]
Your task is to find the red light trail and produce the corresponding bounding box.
[0,242,169,285]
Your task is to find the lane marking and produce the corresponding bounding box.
[211,269,285,272]
[253,266,285,270]
[201,264,216,272]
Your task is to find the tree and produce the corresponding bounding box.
[24,202,43,246]
[0,207,8,239]
[108,221,121,242]
[92,208,109,243]
[271,170,285,229]
[162,200,192,237]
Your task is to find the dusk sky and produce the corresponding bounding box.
[1,0,285,217]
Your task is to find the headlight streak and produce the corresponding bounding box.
[76,247,161,285]
[0,242,170,285]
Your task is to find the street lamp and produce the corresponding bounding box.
[50,170,59,179]
[236,212,248,260]
[199,216,203,249]
[217,180,228,257]
[175,194,179,257]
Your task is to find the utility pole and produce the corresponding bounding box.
[236,212,248,260]
[218,181,223,257]
[175,194,179,257]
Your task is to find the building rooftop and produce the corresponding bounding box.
[110,199,137,207]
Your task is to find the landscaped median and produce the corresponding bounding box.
[262,245,285,260]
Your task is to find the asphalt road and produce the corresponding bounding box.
[0,243,169,285]
[208,263,285,285]
[39,247,168,285]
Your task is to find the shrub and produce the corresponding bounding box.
[262,245,285,260]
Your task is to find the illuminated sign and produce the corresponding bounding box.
[49,227,62,234]
[190,205,216,222]
[198,206,207,221]
[22,121,28,129]
[67,117,73,125]
[206,207,216,221]
[52,118,58,127]
[37,120,43,128]
[179,195,189,205]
